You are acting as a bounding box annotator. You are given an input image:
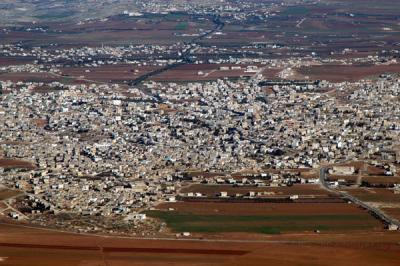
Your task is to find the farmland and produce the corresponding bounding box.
[329,175,400,187]
[383,208,400,221]
[147,202,383,235]
[0,57,35,66]
[0,0,400,265]
[0,13,215,47]
[150,64,259,82]
[0,72,64,83]
[343,188,400,205]
[0,221,400,266]
[296,64,400,82]
[61,64,160,83]
[58,61,265,87]
[0,159,36,170]
[0,188,21,201]
[0,0,398,59]
[342,188,400,227]
[180,184,334,198]
[198,0,400,62]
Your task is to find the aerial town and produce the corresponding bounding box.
[0,0,400,265]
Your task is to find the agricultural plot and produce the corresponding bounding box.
[61,64,160,84]
[343,188,400,224]
[147,202,382,235]
[0,14,215,47]
[180,184,334,198]
[383,208,400,221]
[0,188,21,201]
[0,221,398,266]
[0,57,35,66]
[202,0,400,60]
[0,159,36,170]
[328,175,400,187]
[0,72,64,83]
[151,64,259,82]
[343,188,400,204]
[296,64,400,82]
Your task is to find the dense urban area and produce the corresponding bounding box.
[0,0,400,265]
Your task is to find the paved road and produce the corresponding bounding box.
[319,167,400,228]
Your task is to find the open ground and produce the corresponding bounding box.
[0,221,400,266]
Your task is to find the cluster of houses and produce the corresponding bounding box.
[1,2,400,232]
[0,69,399,232]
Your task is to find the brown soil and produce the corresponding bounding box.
[0,57,35,66]
[32,118,48,128]
[0,72,63,83]
[329,175,400,186]
[61,64,160,83]
[180,184,333,197]
[296,64,400,82]
[0,159,36,169]
[0,189,22,200]
[150,64,273,82]
[343,188,400,204]
[0,222,399,266]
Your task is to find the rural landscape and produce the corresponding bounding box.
[0,0,400,265]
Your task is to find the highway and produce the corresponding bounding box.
[319,167,400,228]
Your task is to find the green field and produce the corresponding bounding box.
[280,6,311,16]
[174,22,188,31]
[35,10,76,20]
[165,13,184,21]
[146,211,377,234]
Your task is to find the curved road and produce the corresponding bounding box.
[319,167,400,228]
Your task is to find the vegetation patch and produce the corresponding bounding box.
[174,22,188,31]
[146,210,377,234]
[280,6,311,16]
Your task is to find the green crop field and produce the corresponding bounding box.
[174,22,188,31]
[280,6,311,16]
[145,210,379,234]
